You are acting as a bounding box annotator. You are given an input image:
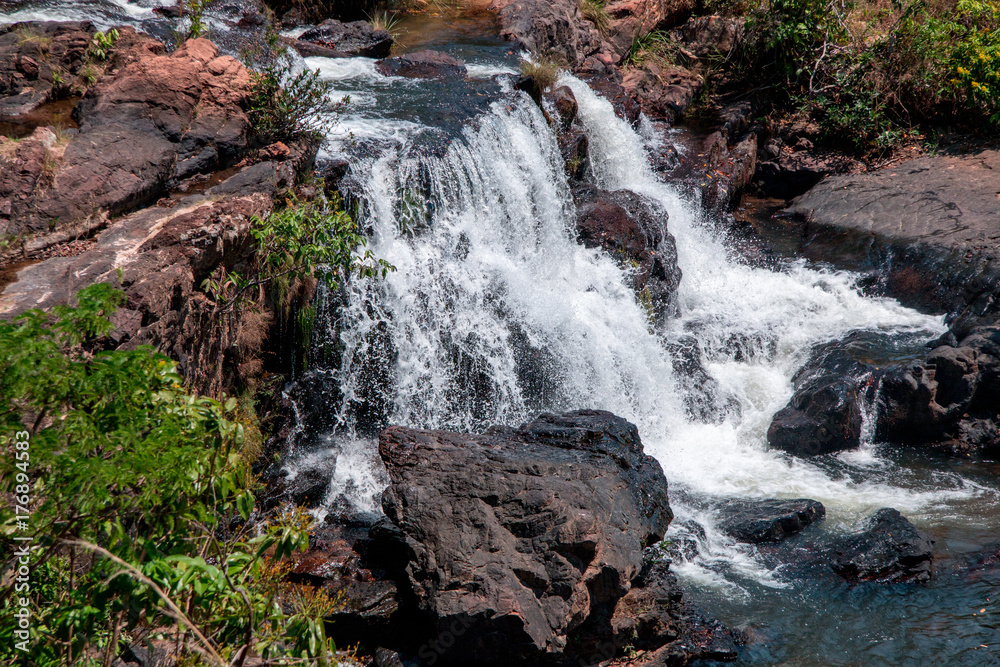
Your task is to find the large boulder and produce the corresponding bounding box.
[781,149,1000,320]
[1,36,253,239]
[622,61,702,123]
[603,0,695,59]
[292,19,393,58]
[573,185,682,322]
[489,0,602,67]
[378,410,673,663]
[829,508,934,583]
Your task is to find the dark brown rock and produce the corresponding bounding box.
[673,15,744,60]
[717,498,826,544]
[573,185,682,321]
[830,508,933,583]
[603,0,696,60]
[489,0,602,67]
[622,62,702,123]
[378,410,672,663]
[294,19,393,58]
[376,50,466,79]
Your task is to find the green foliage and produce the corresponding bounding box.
[367,9,403,35]
[185,0,215,40]
[0,285,336,666]
[90,28,119,61]
[203,195,393,311]
[247,56,346,145]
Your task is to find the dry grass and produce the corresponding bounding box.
[579,0,610,34]
[519,59,561,90]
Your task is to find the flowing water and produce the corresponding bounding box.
[7,2,999,663]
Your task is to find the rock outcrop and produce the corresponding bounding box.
[1,35,254,240]
[878,325,1000,455]
[572,185,682,322]
[781,149,1000,321]
[829,508,934,584]
[378,410,672,663]
[489,0,603,67]
[0,21,94,119]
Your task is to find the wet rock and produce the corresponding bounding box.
[717,498,825,544]
[546,84,578,131]
[581,69,642,125]
[701,132,758,213]
[573,185,682,321]
[293,19,393,58]
[878,325,1000,455]
[664,336,739,423]
[559,128,591,181]
[767,333,877,457]
[489,0,601,67]
[376,50,466,79]
[378,410,672,663]
[830,508,933,583]
[781,149,1000,319]
[622,62,702,123]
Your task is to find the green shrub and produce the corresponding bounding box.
[0,284,336,666]
[247,57,346,145]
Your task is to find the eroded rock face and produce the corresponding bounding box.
[375,50,467,79]
[622,61,702,123]
[295,19,393,58]
[718,498,826,544]
[0,21,94,119]
[489,0,602,67]
[378,410,672,663]
[603,0,695,58]
[879,326,1000,455]
[2,36,252,239]
[573,185,682,322]
[781,149,1000,319]
[830,508,933,583]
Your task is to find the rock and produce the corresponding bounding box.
[603,0,696,60]
[717,498,826,544]
[673,15,744,59]
[622,61,702,123]
[755,149,860,199]
[573,185,682,321]
[0,154,305,395]
[293,19,393,58]
[546,84,578,131]
[701,132,758,213]
[378,410,672,663]
[0,21,95,119]
[489,0,602,67]
[581,69,642,125]
[1,35,253,240]
[767,332,879,457]
[780,149,1000,319]
[376,50,467,79]
[878,326,1000,455]
[830,508,933,583]
[664,336,739,423]
[559,127,591,181]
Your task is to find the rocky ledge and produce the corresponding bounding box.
[289,411,742,666]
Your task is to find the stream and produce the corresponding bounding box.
[7,1,999,664]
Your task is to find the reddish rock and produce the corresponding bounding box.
[489,0,602,67]
[604,0,696,59]
[623,61,702,123]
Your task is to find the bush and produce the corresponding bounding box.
[247,57,347,145]
[0,284,336,666]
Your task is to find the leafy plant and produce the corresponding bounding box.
[622,29,676,68]
[247,57,346,145]
[0,285,337,666]
[90,28,119,61]
[203,195,393,311]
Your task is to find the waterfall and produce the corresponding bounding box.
[289,64,987,585]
